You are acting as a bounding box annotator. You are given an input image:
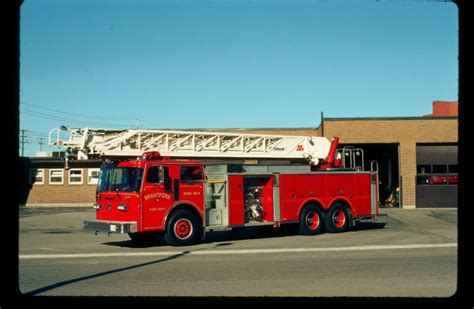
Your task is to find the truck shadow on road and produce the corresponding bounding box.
[102,221,387,249]
[23,241,238,296]
[350,221,388,232]
[24,251,191,296]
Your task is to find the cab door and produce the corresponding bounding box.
[141,165,173,231]
[178,165,205,214]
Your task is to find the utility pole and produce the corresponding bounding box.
[320,111,324,137]
[20,129,26,157]
[38,137,44,152]
[134,119,141,129]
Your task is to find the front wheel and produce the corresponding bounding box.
[164,209,201,246]
[325,204,350,233]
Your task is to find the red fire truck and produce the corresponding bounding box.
[49,128,379,246]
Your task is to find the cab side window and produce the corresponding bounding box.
[180,166,203,183]
[146,166,166,184]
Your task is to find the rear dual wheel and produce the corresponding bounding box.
[299,203,351,235]
[325,203,350,233]
[299,205,324,235]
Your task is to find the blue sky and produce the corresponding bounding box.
[19,0,458,156]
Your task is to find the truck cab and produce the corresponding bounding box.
[84,152,205,245]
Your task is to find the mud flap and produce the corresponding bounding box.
[346,208,355,228]
[200,227,206,241]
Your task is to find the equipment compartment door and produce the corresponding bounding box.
[278,175,298,221]
[353,173,372,217]
[228,175,245,226]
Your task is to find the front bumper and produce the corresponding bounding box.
[83,220,138,234]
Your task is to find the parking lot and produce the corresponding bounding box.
[19,207,457,297]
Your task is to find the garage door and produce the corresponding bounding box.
[416,144,457,208]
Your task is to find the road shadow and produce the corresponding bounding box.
[102,218,389,248]
[203,225,301,244]
[102,225,304,248]
[22,240,239,296]
[23,251,190,296]
[101,230,167,248]
[349,221,387,231]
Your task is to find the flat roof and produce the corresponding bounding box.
[151,127,320,131]
[324,116,458,121]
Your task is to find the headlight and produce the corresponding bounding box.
[93,204,102,210]
[118,204,128,212]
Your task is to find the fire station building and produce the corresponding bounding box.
[19,101,458,209]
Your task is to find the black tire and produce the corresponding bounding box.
[164,209,201,246]
[324,203,350,233]
[299,204,325,235]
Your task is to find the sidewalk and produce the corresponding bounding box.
[379,207,457,226]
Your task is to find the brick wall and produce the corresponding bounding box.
[21,161,101,207]
[20,118,457,208]
[425,101,458,117]
[26,168,96,205]
[323,118,458,208]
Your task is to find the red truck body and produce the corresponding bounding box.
[85,153,378,246]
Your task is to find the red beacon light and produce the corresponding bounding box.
[142,151,163,161]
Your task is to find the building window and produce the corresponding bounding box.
[432,165,448,174]
[49,169,64,185]
[416,164,458,185]
[417,165,432,174]
[88,168,100,185]
[30,168,44,185]
[69,169,83,185]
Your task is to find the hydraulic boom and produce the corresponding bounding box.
[49,127,339,166]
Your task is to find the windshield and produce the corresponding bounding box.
[97,165,144,193]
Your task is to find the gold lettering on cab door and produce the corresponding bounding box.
[183,191,201,196]
[144,192,171,201]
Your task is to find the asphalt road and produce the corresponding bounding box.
[18,207,458,298]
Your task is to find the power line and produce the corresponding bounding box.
[20,108,134,128]
[21,101,136,121]
[21,101,160,128]
[19,128,61,156]
[23,131,49,138]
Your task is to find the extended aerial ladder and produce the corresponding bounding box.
[48,127,344,167]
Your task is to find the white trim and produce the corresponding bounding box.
[68,168,83,185]
[29,168,44,185]
[19,243,457,260]
[49,169,64,185]
[87,168,100,185]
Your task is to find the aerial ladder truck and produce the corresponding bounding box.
[49,127,379,246]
